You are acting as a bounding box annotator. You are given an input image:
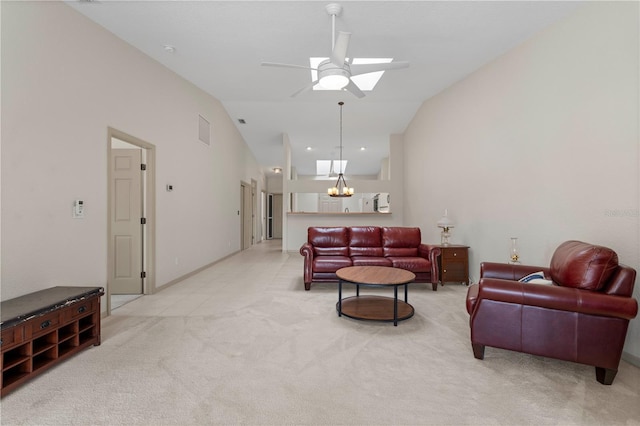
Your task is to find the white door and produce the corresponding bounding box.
[110,148,143,294]
[272,193,283,239]
[319,194,341,212]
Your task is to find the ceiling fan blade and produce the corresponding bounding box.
[350,61,410,76]
[330,31,351,66]
[344,79,365,99]
[290,80,319,98]
[261,62,316,71]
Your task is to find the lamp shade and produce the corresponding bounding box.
[437,209,455,229]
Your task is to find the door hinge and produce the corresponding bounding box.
[141,218,147,225]
[141,164,147,171]
[141,271,146,279]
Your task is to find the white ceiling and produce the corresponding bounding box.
[67,0,582,176]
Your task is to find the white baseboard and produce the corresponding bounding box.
[622,351,640,368]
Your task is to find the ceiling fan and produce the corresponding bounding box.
[261,3,409,98]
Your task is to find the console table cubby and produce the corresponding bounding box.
[1,286,104,397]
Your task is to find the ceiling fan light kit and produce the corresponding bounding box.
[318,61,350,90]
[261,2,409,98]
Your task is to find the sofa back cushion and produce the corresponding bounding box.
[308,227,349,256]
[550,240,619,291]
[382,227,421,257]
[348,226,383,257]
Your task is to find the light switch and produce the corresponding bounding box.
[73,200,84,219]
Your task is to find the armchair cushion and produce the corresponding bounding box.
[550,240,618,291]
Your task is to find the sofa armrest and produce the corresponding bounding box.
[475,278,638,320]
[300,243,314,290]
[480,262,551,281]
[419,244,441,283]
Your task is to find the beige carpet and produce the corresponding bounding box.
[1,240,639,425]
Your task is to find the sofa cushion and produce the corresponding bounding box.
[309,227,349,257]
[313,256,352,272]
[351,256,392,267]
[550,240,618,291]
[349,226,383,257]
[382,227,421,257]
[387,257,431,273]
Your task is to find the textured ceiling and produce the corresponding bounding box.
[67,0,582,176]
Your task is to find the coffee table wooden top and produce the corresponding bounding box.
[336,266,416,286]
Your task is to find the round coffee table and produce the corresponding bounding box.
[336,266,416,326]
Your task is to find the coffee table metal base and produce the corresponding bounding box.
[337,295,414,324]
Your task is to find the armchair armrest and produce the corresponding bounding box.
[300,243,314,290]
[480,262,551,281]
[419,244,442,283]
[475,278,638,320]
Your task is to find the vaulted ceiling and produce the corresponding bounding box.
[67,1,582,176]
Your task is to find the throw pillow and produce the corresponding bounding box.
[518,271,553,285]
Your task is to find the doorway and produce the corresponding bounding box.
[107,128,156,315]
[267,193,283,239]
[240,181,253,250]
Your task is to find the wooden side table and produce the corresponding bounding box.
[436,244,469,285]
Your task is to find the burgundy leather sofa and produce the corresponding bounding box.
[466,240,638,385]
[300,226,441,291]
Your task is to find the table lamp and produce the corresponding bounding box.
[437,209,455,246]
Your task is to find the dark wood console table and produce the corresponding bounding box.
[1,286,104,397]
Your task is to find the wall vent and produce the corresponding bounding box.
[198,115,211,145]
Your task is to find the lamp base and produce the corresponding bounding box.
[441,230,451,246]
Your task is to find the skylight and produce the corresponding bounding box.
[310,58,393,91]
[316,159,348,176]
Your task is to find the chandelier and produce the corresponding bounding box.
[328,101,354,197]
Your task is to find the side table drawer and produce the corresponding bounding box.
[442,248,466,260]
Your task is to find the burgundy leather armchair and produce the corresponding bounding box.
[466,240,638,385]
[300,226,441,291]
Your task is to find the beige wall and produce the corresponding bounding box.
[403,2,640,359]
[1,2,265,300]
